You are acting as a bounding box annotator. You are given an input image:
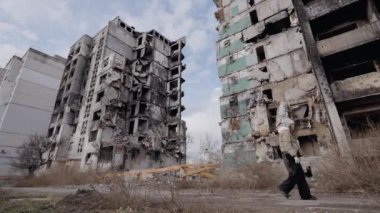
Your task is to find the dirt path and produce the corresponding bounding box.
[181,189,380,212]
[2,186,380,212]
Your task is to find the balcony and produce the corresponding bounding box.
[331,71,380,102]
[317,21,380,57]
[305,0,359,20]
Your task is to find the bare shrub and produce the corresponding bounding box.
[13,168,99,187]
[316,141,380,193]
[54,177,184,212]
[176,162,284,190]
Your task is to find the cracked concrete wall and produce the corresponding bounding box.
[214,0,337,166]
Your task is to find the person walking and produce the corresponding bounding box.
[277,104,316,200]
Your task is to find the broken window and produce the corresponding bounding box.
[169,80,179,91]
[170,67,180,78]
[250,10,259,24]
[298,135,319,156]
[230,76,238,84]
[268,108,277,131]
[66,84,71,91]
[96,91,104,102]
[100,74,106,84]
[77,138,84,153]
[323,40,380,83]
[248,0,255,6]
[72,124,77,132]
[169,108,179,117]
[137,119,148,132]
[310,0,367,41]
[102,57,109,68]
[170,92,179,102]
[136,49,142,58]
[56,126,61,134]
[48,128,54,137]
[128,120,135,134]
[302,0,315,5]
[228,55,235,64]
[132,91,139,100]
[223,39,231,47]
[345,110,380,139]
[139,103,148,114]
[99,146,113,162]
[266,16,291,36]
[256,46,266,63]
[171,43,179,52]
[93,110,101,121]
[89,130,98,142]
[229,95,239,113]
[138,36,143,46]
[63,97,68,104]
[259,66,267,73]
[59,111,64,119]
[119,21,126,28]
[168,124,177,137]
[142,88,150,100]
[263,89,272,100]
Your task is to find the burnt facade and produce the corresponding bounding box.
[48,17,186,171]
[213,0,380,165]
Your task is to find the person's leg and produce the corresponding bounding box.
[295,164,312,199]
[273,146,282,160]
[279,153,297,194]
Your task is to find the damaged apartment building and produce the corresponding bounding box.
[214,0,380,165]
[48,17,186,171]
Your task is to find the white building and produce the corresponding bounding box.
[0,48,65,176]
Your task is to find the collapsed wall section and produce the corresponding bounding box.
[48,17,186,172]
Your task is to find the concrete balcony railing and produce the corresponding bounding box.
[331,71,380,102]
[317,21,380,57]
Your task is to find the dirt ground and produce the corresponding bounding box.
[1,186,380,213]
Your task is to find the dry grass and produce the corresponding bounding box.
[13,168,100,187]
[316,141,380,193]
[350,123,380,139]
[176,161,284,190]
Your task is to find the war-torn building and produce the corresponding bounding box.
[0,49,65,176]
[213,0,380,165]
[48,17,186,171]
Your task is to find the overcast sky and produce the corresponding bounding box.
[0,0,222,161]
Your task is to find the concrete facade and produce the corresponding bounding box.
[213,0,380,165]
[48,17,186,172]
[0,49,65,176]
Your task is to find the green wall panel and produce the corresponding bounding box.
[223,149,256,166]
[222,76,250,96]
[218,56,247,77]
[217,40,245,59]
[231,5,239,17]
[219,16,251,39]
[220,99,249,119]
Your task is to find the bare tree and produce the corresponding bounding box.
[199,134,222,164]
[11,135,52,176]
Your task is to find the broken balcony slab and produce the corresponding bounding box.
[317,21,380,57]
